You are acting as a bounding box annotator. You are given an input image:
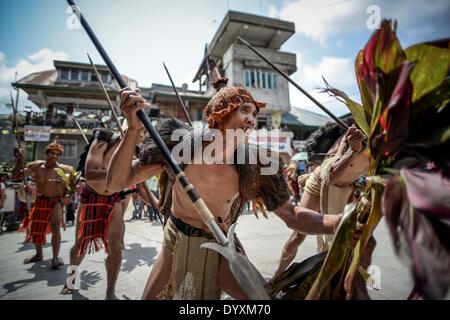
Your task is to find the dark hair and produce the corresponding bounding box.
[306,117,355,163]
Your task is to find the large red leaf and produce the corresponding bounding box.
[379,61,415,157]
[382,169,450,299]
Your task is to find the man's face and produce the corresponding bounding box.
[220,103,258,133]
[46,150,62,164]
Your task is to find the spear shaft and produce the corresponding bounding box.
[67,0,270,298]
[237,36,348,129]
[87,53,125,136]
[74,119,89,144]
[162,62,192,126]
[10,91,30,211]
[87,54,163,225]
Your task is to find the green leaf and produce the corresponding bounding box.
[343,185,383,298]
[405,40,450,102]
[322,78,369,137]
[306,202,359,299]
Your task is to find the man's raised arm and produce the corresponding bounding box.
[106,88,164,192]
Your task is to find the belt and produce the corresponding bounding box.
[169,214,214,240]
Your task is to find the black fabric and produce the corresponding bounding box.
[305,117,355,164]
[169,214,214,240]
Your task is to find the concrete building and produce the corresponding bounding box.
[140,83,210,124]
[193,11,297,129]
[12,60,136,166]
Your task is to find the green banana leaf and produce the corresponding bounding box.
[305,202,359,299]
[405,40,450,102]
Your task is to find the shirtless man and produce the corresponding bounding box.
[15,138,74,269]
[272,124,368,281]
[107,79,343,300]
[60,129,160,299]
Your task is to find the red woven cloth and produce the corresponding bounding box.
[20,196,59,245]
[77,186,121,255]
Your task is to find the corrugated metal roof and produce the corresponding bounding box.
[282,107,331,128]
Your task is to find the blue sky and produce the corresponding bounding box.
[1,0,449,116]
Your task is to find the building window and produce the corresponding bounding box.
[243,69,277,90]
[60,69,69,80]
[244,70,251,87]
[101,72,109,84]
[81,70,89,81]
[59,139,77,159]
[70,69,79,81]
[250,71,256,88]
[90,73,98,82]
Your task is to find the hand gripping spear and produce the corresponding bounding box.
[236,36,348,130]
[10,91,30,211]
[87,53,164,226]
[66,0,269,299]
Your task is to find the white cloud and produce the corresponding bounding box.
[290,53,359,116]
[279,0,450,44]
[280,0,359,44]
[268,5,280,18]
[0,48,69,107]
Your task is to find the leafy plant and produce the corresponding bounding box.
[273,20,450,300]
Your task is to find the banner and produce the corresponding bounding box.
[248,130,293,156]
[24,126,51,142]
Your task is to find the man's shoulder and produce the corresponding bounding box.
[57,164,75,173]
[27,160,45,170]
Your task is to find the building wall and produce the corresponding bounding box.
[34,134,88,168]
[222,44,293,113]
[0,134,14,166]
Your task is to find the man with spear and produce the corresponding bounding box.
[108,79,344,299]
[60,57,163,299]
[66,0,365,299]
[14,137,74,269]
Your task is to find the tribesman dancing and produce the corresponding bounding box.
[14,138,74,269]
[107,79,346,300]
[60,128,161,299]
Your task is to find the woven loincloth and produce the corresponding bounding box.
[158,217,221,300]
[20,195,62,245]
[77,186,121,255]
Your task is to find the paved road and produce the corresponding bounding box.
[0,210,444,300]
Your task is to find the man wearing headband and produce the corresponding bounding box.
[107,79,343,300]
[16,137,74,269]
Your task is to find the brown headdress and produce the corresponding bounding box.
[45,136,64,154]
[205,78,266,128]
